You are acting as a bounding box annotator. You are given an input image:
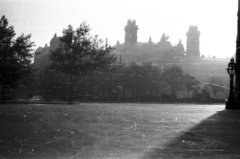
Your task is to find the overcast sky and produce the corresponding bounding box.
[0,0,238,58]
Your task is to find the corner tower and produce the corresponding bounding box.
[50,33,59,51]
[186,25,200,57]
[124,19,138,45]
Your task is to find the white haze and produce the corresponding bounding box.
[0,0,237,58]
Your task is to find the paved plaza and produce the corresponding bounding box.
[0,103,239,158]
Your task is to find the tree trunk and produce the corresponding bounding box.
[214,90,217,98]
[26,84,31,102]
[1,85,7,101]
[171,85,176,97]
[186,89,189,98]
[68,83,74,104]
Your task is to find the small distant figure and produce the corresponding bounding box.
[46,97,51,103]
[26,92,33,103]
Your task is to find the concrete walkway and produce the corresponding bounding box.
[141,108,240,159]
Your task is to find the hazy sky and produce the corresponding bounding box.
[0,0,238,58]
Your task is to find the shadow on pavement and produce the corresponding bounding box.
[141,110,240,159]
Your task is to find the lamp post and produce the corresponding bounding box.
[236,0,240,104]
[226,57,237,109]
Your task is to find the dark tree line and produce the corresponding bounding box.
[31,63,209,103]
[0,15,34,101]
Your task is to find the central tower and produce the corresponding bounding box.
[124,19,138,45]
[186,25,200,57]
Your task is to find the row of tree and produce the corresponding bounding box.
[0,16,34,101]
[31,63,225,103]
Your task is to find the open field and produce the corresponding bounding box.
[0,103,240,159]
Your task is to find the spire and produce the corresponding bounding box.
[178,39,182,44]
[120,53,122,64]
[105,38,108,49]
[177,39,183,48]
[176,39,185,56]
[148,36,153,44]
[116,40,120,45]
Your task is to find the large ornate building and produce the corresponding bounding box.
[114,19,201,65]
[113,20,229,98]
[33,19,229,98]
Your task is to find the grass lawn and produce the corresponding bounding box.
[1,103,239,159]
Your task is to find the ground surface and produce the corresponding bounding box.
[0,103,240,159]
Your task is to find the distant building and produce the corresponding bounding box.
[49,33,59,52]
[124,20,138,45]
[186,25,200,57]
[114,19,185,64]
[33,34,60,70]
[113,20,229,97]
